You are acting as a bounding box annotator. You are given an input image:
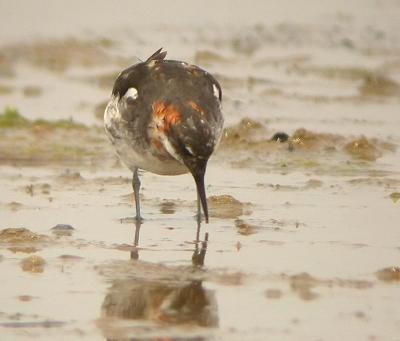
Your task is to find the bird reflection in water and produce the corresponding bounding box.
[129,219,141,261]
[101,219,217,340]
[129,219,208,267]
[192,221,208,267]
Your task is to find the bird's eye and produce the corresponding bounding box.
[124,87,138,103]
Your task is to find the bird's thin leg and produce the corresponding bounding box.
[132,167,142,222]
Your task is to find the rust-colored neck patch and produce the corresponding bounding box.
[152,101,181,133]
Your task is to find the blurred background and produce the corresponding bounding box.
[1,0,399,129]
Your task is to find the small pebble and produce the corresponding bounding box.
[271,132,289,143]
[51,224,75,236]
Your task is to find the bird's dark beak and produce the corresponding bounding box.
[192,169,209,223]
[185,156,209,224]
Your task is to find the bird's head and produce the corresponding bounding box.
[159,99,221,223]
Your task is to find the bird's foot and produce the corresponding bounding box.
[120,216,144,224]
[194,212,205,224]
[134,215,144,224]
[195,202,209,223]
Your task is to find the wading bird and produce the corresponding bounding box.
[104,48,224,223]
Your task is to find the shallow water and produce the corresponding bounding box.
[1,1,400,340]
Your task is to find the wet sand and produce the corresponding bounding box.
[1,1,400,340]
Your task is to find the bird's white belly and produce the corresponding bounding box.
[104,97,187,176]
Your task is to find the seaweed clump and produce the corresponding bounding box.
[0,106,85,130]
[0,107,30,128]
[0,106,112,166]
[343,137,380,161]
